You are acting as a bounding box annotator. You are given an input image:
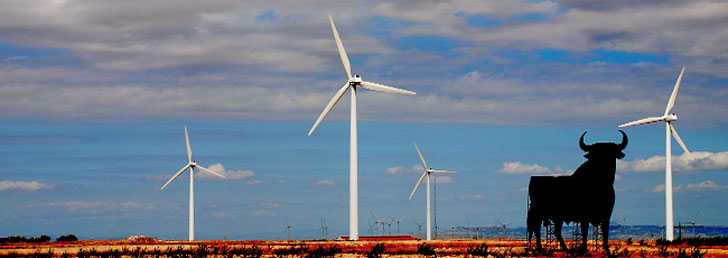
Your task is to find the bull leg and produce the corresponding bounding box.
[531,221,542,251]
[580,221,589,253]
[554,221,568,251]
[527,212,542,251]
[602,220,610,252]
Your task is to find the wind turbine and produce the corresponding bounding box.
[284,220,293,240]
[408,141,456,241]
[160,125,226,241]
[414,220,424,235]
[619,66,692,241]
[320,218,329,239]
[307,15,416,241]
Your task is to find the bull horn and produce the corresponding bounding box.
[579,131,591,151]
[617,130,628,150]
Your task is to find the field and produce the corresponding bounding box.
[2,238,728,257]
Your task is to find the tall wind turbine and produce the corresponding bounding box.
[619,66,691,241]
[160,126,226,241]
[408,141,456,240]
[307,15,416,240]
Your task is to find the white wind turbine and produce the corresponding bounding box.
[408,141,456,241]
[160,126,226,241]
[619,66,691,241]
[308,15,416,240]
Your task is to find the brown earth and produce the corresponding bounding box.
[1,238,727,257]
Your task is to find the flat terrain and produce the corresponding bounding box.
[2,238,728,257]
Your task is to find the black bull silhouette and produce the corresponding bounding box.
[527,130,627,252]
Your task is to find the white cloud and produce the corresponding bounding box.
[496,162,571,175]
[432,175,455,184]
[457,194,485,200]
[146,163,255,181]
[313,179,335,186]
[685,181,728,191]
[0,0,725,127]
[212,211,235,219]
[260,202,281,209]
[0,180,52,191]
[255,202,280,216]
[200,163,255,180]
[29,201,154,211]
[277,179,287,184]
[385,164,422,175]
[245,180,263,185]
[651,181,728,193]
[619,151,728,173]
[496,162,549,174]
[255,210,276,216]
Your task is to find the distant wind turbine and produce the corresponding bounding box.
[307,15,416,241]
[160,126,226,241]
[619,66,692,241]
[408,141,456,241]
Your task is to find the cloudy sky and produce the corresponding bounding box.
[1,0,727,240]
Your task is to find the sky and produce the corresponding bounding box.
[1,0,727,240]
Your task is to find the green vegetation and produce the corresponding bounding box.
[0,235,51,243]
[55,234,78,242]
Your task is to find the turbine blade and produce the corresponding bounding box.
[329,15,351,79]
[664,66,686,116]
[429,169,457,174]
[360,81,416,95]
[196,165,226,179]
[669,123,692,157]
[413,141,427,170]
[409,172,428,200]
[618,116,664,128]
[308,83,350,136]
[160,164,190,190]
[184,126,192,163]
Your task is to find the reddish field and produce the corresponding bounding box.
[1,238,728,257]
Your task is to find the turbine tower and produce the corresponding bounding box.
[408,141,456,240]
[160,126,226,241]
[619,66,692,241]
[307,15,416,240]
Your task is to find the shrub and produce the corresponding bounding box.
[31,249,54,258]
[192,245,211,258]
[417,243,436,257]
[0,235,52,243]
[365,243,385,258]
[307,245,342,258]
[467,244,490,257]
[56,234,78,242]
[602,247,633,258]
[675,247,706,258]
[222,245,264,258]
[657,245,674,258]
[273,244,308,257]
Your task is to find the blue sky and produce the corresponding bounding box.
[1,1,727,240]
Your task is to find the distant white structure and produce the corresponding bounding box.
[408,141,457,241]
[619,67,692,241]
[160,126,226,241]
[307,15,416,240]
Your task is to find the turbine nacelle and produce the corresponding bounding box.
[189,161,198,168]
[664,113,677,122]
[349,74,362,85]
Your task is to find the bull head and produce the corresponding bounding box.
[579,130,628,159]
